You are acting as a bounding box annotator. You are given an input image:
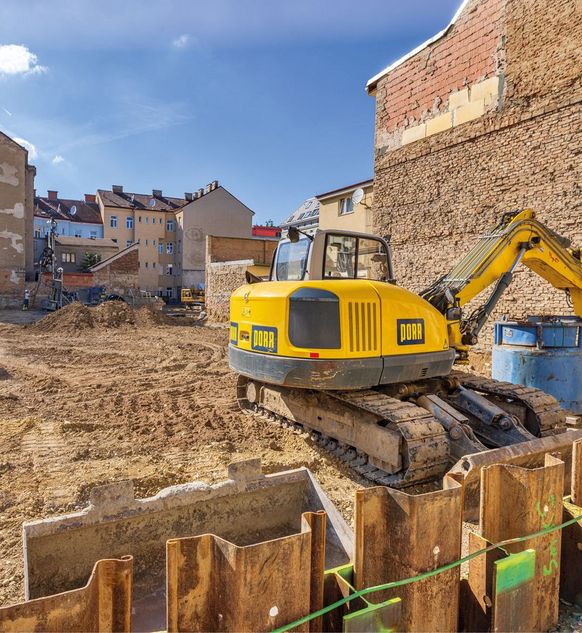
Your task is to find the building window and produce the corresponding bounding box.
[90,231,97,239]
[145,262,149,268]
[126,216,133,229]
[159,217,163,224]
[145,239,148,246]
[167,219,174,231]
[146,217,149,224]
[339,198,354,215]
[158,243,163,254]
[34,228,41,238]
[152,262,156,268]
[167,264,173,276]
[153,239,156,246]
[138,216,142,223]
[166,242,174,254]
[110,215,118,228]
[61,252,76,263]
[126,240,132,248]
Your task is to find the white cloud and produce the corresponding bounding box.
[2,107,12,116]
[172,34,190,49]
[12,137,38,159]
[52,154,64,164]
[0,45,47,76]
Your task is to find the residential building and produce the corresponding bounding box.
[34,191,104,240]
[176,181,254,288]
[280,197,319,237]
[97,181,254,297]
[367,0,581,347]
[53,236,119,273]
[317,179,373,233]
[252,224,282,239]
[0,132,35,302]
[96,185,185,298]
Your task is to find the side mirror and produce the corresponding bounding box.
[288,226,300,243]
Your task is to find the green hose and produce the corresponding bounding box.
[273,512,582,633]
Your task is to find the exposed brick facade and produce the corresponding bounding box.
[91,248,139,295]
[371,0,581,351]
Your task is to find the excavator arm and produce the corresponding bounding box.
[421,209,582,357]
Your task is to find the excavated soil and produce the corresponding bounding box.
[0,314,365,606]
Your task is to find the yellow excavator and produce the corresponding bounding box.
[229,210,582,486]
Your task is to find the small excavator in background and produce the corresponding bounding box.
[229,209,582,486]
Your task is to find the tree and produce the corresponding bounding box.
[81,252,101,272]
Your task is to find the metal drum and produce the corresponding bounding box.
[492,316,582,414]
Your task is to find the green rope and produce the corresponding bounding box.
[273,512,582,633]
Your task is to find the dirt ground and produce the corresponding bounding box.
[0,304,366,607]
[0,304,580,631]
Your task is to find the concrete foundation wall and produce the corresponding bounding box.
[371,0,581,350]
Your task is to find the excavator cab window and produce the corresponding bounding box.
[323,234,389,281]
[273,238,311,281]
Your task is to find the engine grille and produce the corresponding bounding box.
[347,301,379,353]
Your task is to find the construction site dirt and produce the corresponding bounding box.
[0,305,367,607]
[1,305,580,631]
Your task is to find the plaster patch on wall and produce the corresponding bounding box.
[0,230,24,253]
[0,162,19,187]
[9,270,19,284]
[0,203,24,219]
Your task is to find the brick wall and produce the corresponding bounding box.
[205,260,251,322]
[92,249,139,295]
[206,235,277,265]
[371,0,581,352]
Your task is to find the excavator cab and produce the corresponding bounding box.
[270,227,394,283]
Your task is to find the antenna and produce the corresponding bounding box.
[351,188,364,206]
[70,205,77,216]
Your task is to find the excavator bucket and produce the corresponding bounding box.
[446,429,582,520]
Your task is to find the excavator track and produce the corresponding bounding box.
[237,376,449,488]
[451,371,566,436]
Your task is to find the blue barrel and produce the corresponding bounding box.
[492,316,582,414]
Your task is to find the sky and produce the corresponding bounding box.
[0,0,459,225]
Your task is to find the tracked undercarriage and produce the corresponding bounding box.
[237,372,567,487]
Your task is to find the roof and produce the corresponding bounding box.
[97,189,186,211]
[55,236,118,248]
[281,197,320,228]
[366,0,470,94]
[89,242,139,272]
[35,196,103,225]
[316,179,373,200]
[177,186,255,216]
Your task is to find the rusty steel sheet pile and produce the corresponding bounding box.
[0,452,581,632]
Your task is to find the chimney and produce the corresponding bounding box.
[184,192,193,201]
[84,194,96,203]
[205,183,212,194]
[152,189,162,197]
[198,188,204,197]
[211,180,219,190]
[112,184,123,194]
[47,190,58,200]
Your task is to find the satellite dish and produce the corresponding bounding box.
[352,188,364,206]
[149,199,156,207]
[70,205,77,216]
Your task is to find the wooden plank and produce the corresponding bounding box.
[354,478,462,632]
[0,557,132,633]
[480,454,565,631]
[166,511,326,632]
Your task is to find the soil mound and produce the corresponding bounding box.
[93,301,135,327]
[32,301,172,333]
[32,302,94,332]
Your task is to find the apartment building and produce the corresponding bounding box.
[317,179,374,233]
[280,197,320,237]
[0,132,35,300]
[97,181,254,297]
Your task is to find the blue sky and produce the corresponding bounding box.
[0,0,459,224]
